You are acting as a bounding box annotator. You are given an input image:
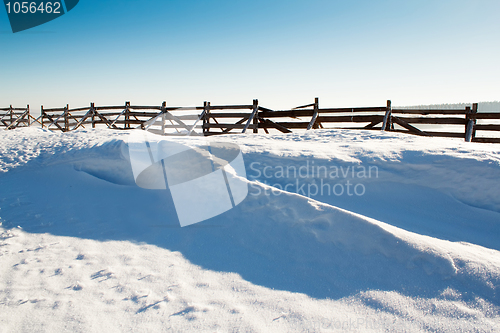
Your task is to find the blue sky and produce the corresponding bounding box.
[1,0,499,111]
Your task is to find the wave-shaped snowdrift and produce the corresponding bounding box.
[0,128,499,331]
[0,129,498,301]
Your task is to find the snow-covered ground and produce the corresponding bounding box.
[0,128,499,332]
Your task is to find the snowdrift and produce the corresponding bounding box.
[0,128,499,332]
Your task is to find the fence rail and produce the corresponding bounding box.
[0,105,42,130]
[2,99,500,143]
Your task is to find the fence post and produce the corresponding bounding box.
[307,97,319,130]
[91,103,96,128]
[465,103,478,142]
[41,105,44,128]
[9,105,13,127]
[382,100,392,131]
[207,102,211,135]
[202,101,207,134]
[243,99,259,133]
[202,101,211,135]
[472,103,478,140]
[26,105,30,127]
[64,104,69,132]
[253,99,259,133]
[125,101,130,129]
[161,101,167,135]
[465,106,472,142]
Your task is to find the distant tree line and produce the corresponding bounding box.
[397,101,500,112]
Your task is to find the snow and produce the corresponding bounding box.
[0,127,499,332]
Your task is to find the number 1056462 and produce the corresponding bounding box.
[5,2,62,14]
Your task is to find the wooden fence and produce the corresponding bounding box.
[2,99,500,143]
[0,105,40,130]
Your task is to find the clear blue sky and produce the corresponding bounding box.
[1,0,499,111]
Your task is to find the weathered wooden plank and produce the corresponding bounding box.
[161,124,203,129]
[164,107,204,112]
[95,105,132,111]
[317,115,385,123]
[221,117,248,134]
[68,107,92,112]
[72,108,95,131]
[202,132,228,136]
[253,112,259,133]
[465,120,474,142]
[127,106,162,110]
[396,117,467,125]
[258,118,270,134]
[318,107,388,113]
[122,105,132,122]
[258,106,275,113]
[470,113,500,119]
[208,113,252,118]
[42,120,67,124]
[80,120,110,125]
[79,112,122,117]
[259,119,293,133]
[201,101,209,134]
[93,110,119,129]
[7,112,28,116]
[175,115,202,121]
[379,129,462,138]
[43,113,65,132]
[420,131,465,138]
[126,112,163,118]
[0,108,28,111]
[42,107,67,112]
[472,137,500,143]
[72,120,97,125]
[293,103,315,110]
[474,125,500,131]
[6,115,26,122]
[164,111,200,134]
[6,109,30,130]
[391,116,431,136]
[208,105,254,110]
[335,126,383,131]
[48,107,68,131]
[364,119,383,129]
[153,131,203,137]
[465,105,477,142]
[112,120,146,125]
[274,122,310,129]
[29,114,43,126]
[471,103,479,140]
[381,100,392,131]
[207,124,247,129]
[259,110,315,118]
[242,100,259,133]
[307,98,319,130]
[259,107,389,118]
[0,112,12,122]
[110,108,129,127]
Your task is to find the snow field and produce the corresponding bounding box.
[0,128,499,332]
